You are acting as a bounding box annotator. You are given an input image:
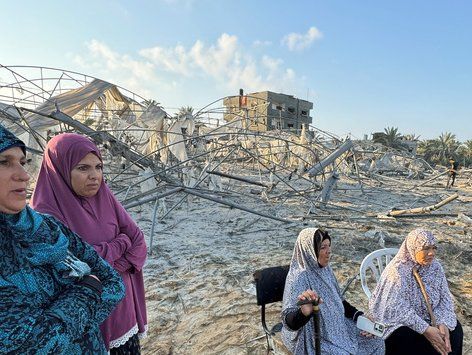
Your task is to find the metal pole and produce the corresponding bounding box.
[148,198,159,255]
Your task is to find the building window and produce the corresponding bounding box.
[287,123,294,128]
[301,110,308,116]
[288,107,295,114]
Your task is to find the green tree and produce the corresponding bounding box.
[178,106,194,117]
[403,133,421,141]
[458,139,472,167]
[372,126,406,150]
[418,132,461,166]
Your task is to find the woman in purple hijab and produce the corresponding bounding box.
[31,133,148,354]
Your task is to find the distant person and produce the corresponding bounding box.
[447,158,459,188]
[31,133,148,354]
[369,228,463,355]
[0,124,125,354]
[281,228,384,354]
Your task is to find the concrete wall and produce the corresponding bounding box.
[223,91,313,132]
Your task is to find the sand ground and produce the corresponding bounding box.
[128,170,472,354]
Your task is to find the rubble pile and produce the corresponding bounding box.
[1,65,470,354]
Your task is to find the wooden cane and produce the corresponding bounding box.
[312,298,321,355]
[412,266,436,327]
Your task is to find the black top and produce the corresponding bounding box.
[285,300,363,331]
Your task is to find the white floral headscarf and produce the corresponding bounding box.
[369,228,457,338]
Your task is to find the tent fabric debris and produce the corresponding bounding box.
[1,64,470,354]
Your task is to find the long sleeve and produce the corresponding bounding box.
[0,284,102,354]
[343,300,363,321]
[434,272,457,330]
[284,308,312,331]
[370,270,431,338]
[92,233,132,266]
[56,219,125,324]
[114,198,147,271]
[113,256,134,273]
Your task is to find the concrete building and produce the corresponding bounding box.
[223,90,313,132]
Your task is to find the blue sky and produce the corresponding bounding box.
[1,0,471,141]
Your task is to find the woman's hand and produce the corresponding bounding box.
[437,324,451,353]
[423,326,448,355]
[360,331,374,338]
[359,315,375,338]
[297,289,322,317]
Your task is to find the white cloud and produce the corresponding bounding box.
[73,34,302,105]
[281,26,323,51]
[252,40,272,48]
[140,33,299,93]
[73,40,163,99]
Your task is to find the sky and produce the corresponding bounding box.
[1,0,471,141]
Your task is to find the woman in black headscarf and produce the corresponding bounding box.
[281,228,384,354]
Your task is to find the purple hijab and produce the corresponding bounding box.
[30,133,148,349]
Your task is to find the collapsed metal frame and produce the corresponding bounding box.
[0,64,458,254]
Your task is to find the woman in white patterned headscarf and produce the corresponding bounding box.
[369,228,463,355]
[281,228,384,354]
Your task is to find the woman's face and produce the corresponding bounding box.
[318,238,331,267]
[414,245,437,266]
[0,147,30,214]
[70,153,103,197]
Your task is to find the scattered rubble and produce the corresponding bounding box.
[1,65,470,354]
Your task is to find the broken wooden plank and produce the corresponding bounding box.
[387,193,459,217]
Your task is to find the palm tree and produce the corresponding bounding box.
[418,132,461,166]
[437,132,459,164]
[178,106,194,118]
[403,133,420,141]
[372,127,404,149]
[459,139,472,167]
[383,127,402,147]
[418,139,442,164]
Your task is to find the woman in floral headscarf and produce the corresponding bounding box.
[0,124,124,354]
[281,228,384,354]
[369,228,463,355]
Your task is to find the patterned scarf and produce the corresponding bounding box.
[281,228,358,354]
[0,206,91,293]
[369,228,457,338]
[0,124,25,154]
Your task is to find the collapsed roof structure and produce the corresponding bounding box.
[1,64,470,353]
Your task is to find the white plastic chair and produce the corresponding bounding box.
[360,248,399,299]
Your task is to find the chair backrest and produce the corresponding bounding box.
[360,248,398,299]
[254,265,290,306]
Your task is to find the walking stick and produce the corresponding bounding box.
[297,298,321,355]
[312,298,321,355]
